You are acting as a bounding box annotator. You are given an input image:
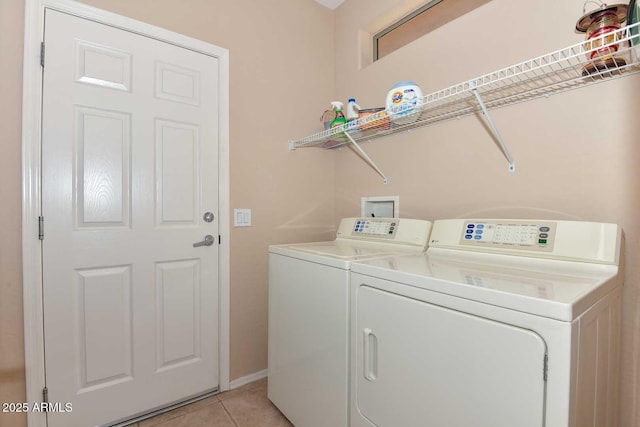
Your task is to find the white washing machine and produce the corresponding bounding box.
[349,219,623,427]
[268,217,433,427]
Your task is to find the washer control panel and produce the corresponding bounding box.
[352,218,398,238]
[459,220,556,252]
[336,218,432,249]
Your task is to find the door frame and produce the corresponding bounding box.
[21,1,231,425]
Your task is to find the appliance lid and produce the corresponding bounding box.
[274,241,400,259]
[351,249,620,321]
[269,240,422,264]
[268,217,433,268]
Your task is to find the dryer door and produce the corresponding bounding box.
[354,283,547,427]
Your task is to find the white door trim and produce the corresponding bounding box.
[21,1,230,425]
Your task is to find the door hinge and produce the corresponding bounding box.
[543,354,548,382]
[38,216,44,240]
[40,42,45,68]
[42,386,48,403]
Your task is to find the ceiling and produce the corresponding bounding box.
[314,0,345,9]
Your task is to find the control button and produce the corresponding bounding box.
[388,231,393,234]
[464,235,473,240]
[539,239,548,244]
[467,224,475,229]
[539,233,548,238]
[476,224,485,229]
[391,222,397,226]
[474,235,482,240]
[465,229,473,234]
[540,226,550,232]
[475,230,483,235]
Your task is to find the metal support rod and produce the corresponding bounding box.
[470,85,516,173]
[343,131,389,184]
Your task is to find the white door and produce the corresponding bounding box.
[41,9,219,426]
[353,280,547,427]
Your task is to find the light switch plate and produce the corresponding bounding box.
[234,208,252,227]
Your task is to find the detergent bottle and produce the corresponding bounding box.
[345,98,361,123]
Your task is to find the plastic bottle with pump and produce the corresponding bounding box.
[329,101,346,132]
[345,98,361,129]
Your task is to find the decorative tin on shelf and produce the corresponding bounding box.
[576,3,628,75]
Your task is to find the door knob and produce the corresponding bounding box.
[193,235,215,247]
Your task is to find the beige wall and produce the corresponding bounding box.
[334,0,640,425]
[0,0,26,426]
[0,1,334,425]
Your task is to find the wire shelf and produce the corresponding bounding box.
[289,23,640,150]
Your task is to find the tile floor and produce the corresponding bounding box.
[127,378,293,427]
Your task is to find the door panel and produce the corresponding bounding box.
[42,9,219,426]
[75,40,132,91]
[156,119,199,225]
[156,259,201,370]
[75,106,131,227]
[154,62,201,105]
[355,283,547,427]
[77,266,132,390]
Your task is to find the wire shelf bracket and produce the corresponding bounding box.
[344,131,388,184]
[469,82,516,173]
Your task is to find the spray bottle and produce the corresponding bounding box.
[329,101,346,132]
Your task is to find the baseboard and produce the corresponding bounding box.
[229,369,268,390]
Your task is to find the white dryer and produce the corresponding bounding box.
[349,219,623,427]
[268,217,433,427]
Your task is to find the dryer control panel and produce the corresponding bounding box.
[459,220,556,252]
[429,219,622,265]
